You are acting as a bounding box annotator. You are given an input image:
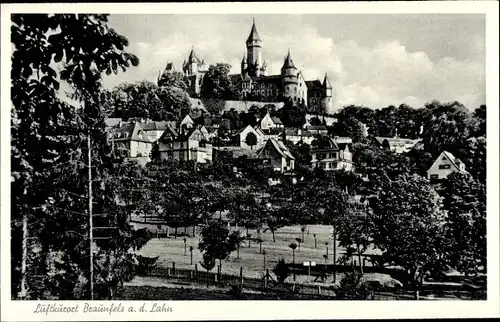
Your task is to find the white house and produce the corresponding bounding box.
[427,151,467,181]
[110,122,154,165]
[310,137,353,171]
[158,127,212,163]
[232,125,264,150]
[281,127,315,145]
[259,112,284,130]
[179,114,195,130]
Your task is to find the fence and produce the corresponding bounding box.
[140,263,338,299]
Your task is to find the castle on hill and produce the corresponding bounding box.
[158,19,336,115]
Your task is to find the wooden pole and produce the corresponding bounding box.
[88,132,94,300]
[240,267,243,287]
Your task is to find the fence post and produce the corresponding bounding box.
[363,258,366,268]
[172,262,176,275]
[318,286,321,295]
[264,269,269,288]
[240,267,243,287]
[167,268,170,277]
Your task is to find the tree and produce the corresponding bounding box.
[198,220,239,271]
[157,68,187,90]
[437,172,486,275]
[332,117,365,142]
[337,203,373,274]
[245,132,258,150]
[201,63,240,100]
[369,174,447,295]
[272,259,292,284]
[11,13,148,300]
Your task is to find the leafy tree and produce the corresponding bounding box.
[157,68,187,90]
[11,13,148,300]
[335,271,374,300]
[201,63,241,100]
[332,117,365,142]
[274,99,306,128]
[272,259,291,284]
[437,172,486,275]
[369,174,447,294]
[245,132,258,150]
[198,220,239,271]
[337,203,373,274]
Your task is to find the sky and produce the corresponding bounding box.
[103,14,486,110]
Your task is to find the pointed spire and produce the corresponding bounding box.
[323,72,332,89]
[241,54,247,63]
[188,46,200,64]
[282,49,296,69]
[247,17,261,42]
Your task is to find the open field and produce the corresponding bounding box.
[135,224,381,282]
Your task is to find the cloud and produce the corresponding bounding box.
[102,16,485,111]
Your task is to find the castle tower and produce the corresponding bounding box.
[321,73,334,114]
[281,49,299,103]
[246,18,263,77]
[241,54,247,76]
[183,47,201,76]
[158,62,176,87]
[262,61,268,76]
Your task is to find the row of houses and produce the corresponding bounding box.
[106,114,467,180]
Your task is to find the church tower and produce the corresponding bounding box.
[246,18,263,77]
[321,73,334,114]
[281,50,299,103]
[241,54,247,76]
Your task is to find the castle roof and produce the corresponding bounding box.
[323,73,332,89]
[306,80,322,90]
[246,18,262,43]
[187,48,202,65]
[282,50,296,69]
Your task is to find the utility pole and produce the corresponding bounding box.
[88,131,94,300]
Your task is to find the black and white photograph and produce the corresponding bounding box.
[1,1,499,320]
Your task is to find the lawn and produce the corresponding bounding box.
[134,224,381,282]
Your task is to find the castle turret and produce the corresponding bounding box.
[262,60,268,76]
[321,73,334,114]
[183,47,202,76]
[281,50,299,103]
[246,18,263,77]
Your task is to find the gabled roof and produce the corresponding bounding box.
[139,121,177,131]
[312,137,340,151]
[112,122,153,143]
[235,124,256,136]
[306,125,328,131]
[374,137,419,145]
[442,151,465,171]
[158,123,179,142]
[306,80,322,90]
[271,116,283,125]
[260,139,295,160]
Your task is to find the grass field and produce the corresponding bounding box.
[135,224,381,283]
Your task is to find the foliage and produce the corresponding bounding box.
[272,259,292,284]
[332,117,365,142]
[369,174,447,291]
[11,13,149,300]
[245,132,258,149]
[198,220,239,268]
[201,63,241,100]
[335,271,374,300]
[437,172,486,274]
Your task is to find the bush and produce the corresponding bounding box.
[227,284,243,299]
[272,259,291,284]
[335,271,374,300]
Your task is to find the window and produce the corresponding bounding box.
[326,162,330,169]
[329,152,337,159]
[442,156,447,161]
[430,174,439,180]
[439,164,451,170]
[317,153,325,160]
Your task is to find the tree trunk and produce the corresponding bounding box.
[193,225,196,237]
[357,244,363,274]
[292,249,295,264]
[174,227,177,239]
[237,245,240,259]
[272,230,276,242]
[333,224,337,283]
[19,211,28,299]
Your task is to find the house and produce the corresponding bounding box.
[258,139,295,172]
[158,127,212,163]
[105,118,123,129]
[310,137,353,171]
[281,127,315,145]
[373,137,422,154]
[232,124,264,150]
[139,120,177,142]
[110,122,154,165]
[259,112,284,130]
[427,151,467,181]
[199,125,218,141]
[179,114,195,130]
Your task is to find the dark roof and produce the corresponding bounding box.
[282,50,296,69]
[306,80,322,90]
[112,122,153,143]
[312,137,339,151]
[259,139,295,160]
[323,73,332,89]
[306,125,328,131]
[246,19,262,42]
[271,116,283,125]
[139,121,176,131]
[187,49,202,64]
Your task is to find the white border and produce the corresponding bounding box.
[1,2,499,321]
